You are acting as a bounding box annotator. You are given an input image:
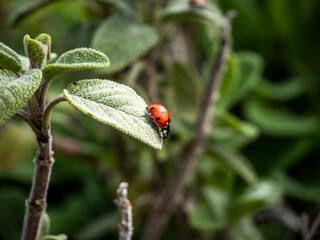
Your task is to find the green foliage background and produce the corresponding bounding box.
[0,0,320,239]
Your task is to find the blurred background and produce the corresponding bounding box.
[0,0,320,239]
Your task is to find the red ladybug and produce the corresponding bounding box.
[146,104,171,141]
[189,0,207,8]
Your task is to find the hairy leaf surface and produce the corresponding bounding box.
[0,42,22,72]
[0,69,42,125]
[63,79,162,149]
[23,34,47,69]
[91,14,158,74]
[43,48,110,80]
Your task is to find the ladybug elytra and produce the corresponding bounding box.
[146,104,171,141]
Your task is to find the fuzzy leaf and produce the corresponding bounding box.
[23,34,47,69]
[63,79,162,149]
[18,55,30,73]
[36,33,52,61]
[0,42,22,72]
[42,48,110,80]
[0,69,42,126]
[91,14,158,74]
[0,69,17,86]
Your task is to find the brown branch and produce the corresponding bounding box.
[22,127,54,240]
[22,98,56,240]
[141,12,234,240]
[114,182,134,240]
[22,155,54,240]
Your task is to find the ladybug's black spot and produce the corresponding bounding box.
[161,110,166,114]
[156,117,160,120]
[150,106,155,110]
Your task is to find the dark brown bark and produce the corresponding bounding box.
[22,129,54,240]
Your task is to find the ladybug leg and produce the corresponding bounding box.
[160,124,170,141]
[162,124,170,134]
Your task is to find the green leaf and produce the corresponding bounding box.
[209,110,259,149]
[18,55,30,73]
[42,48,110,80]
[91,14,158,74]
[229,180,283,221]
[63,79,162,149]
[217,52,263,109]
[254,77,307,101]
[0,42,22,72]
[36,33,52,61]
[23,34,47,69]
[217,110,259,139]
[0,69,42,126]
[207,146,258,184]
[243,97,320,137]
[158,0,223,25]
[41,234,67,240]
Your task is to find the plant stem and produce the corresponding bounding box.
[39,78,54,112]
[28,95,42,126]
[22,92,64,240]
[141,12,234,240]
[22,130,54,240]
[42,93,65,130]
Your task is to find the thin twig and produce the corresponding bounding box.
[21,94,62,240]
[28,95,42,127]
[22,155,54,240]
[141,12,235,240]
[114,182,134,240]
[42,93,66,130]
[39,78,54,112]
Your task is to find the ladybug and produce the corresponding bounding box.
[146,104,171,141]
[189,0,207,8]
